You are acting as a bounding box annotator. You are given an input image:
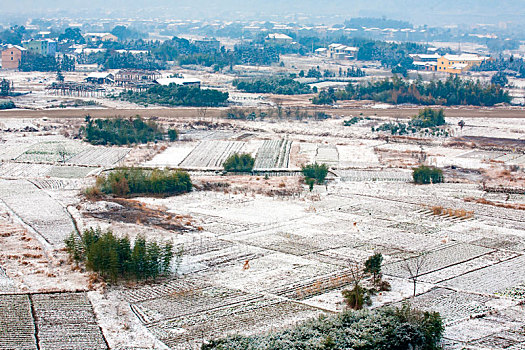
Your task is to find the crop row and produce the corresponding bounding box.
[337,170,412,182]
[148,299,323,349]
[31,293,108,350]
[0,179,75,246]
[180,141,246,169]
[66,147,130,167]
[0,294,37,350]
[254,139,292,170]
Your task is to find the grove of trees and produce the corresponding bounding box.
[232,76,311,95]
[412,165,444,184]
[80,116,177,145]
[94,168,192,197]
[313,75,511,106]
[119,84,229,107]
[65,228,176,282]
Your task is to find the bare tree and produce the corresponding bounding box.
[403,252,429,297]
[57,145,69,163]
[197,105,209,121]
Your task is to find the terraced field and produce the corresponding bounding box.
[179,141,246,169]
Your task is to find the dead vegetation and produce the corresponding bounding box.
[82,198,195,232]
[193,175,302,197]
[464,197,525,211]
[426,205,474,218]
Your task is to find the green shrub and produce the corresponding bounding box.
[201,304,444,350]
[223,153,255,172]
[413,165,444,184]
[96,167,192,196]
[411,108,445,128]
[302,162,328,184]
[0,100,15,110]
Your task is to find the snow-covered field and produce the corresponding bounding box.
[0,113,523,349]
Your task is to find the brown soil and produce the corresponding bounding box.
[84,198,194,232]
[1,106,525,119]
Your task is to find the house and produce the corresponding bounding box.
[22,39,57,56]
[85,72,114,84]
[314,48,328,56]
[409,53,440,71]
[115,69,162,86]
[1,45,26,69]
[154,77,201,88]
[84,33,118,43]
[265,33,293,44]
[437,54,489,73]
[327,44,358,60]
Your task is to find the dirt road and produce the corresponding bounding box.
[0,106,524,119]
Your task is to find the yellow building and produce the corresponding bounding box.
[437,54,488,73]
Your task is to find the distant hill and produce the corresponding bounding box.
[3,0,524,26]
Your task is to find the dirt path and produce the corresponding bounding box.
[0,106,524,119]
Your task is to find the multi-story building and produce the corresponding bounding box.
[327,44,359,60]
[22,39,57,56]
[436,54,489,73]
[84,33,118,43]
[1,45,26,69]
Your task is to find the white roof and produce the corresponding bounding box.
[266,33,293,40]
[315,48,328,52]
[87,72,113,79]
[443,54,488,62]
[156,77,201,86]
[409,53,441,60]
[85,32,113,38]
[5,44,26,51]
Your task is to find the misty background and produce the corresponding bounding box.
[2,0,524,26]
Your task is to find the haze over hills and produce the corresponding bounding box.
[2,0,524,26]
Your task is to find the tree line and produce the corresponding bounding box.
[233,76,312,95]
[80,116,177,146]
[313,75,510,106]
[119,84,229,107]
[19,53,75,72]
[65,228,178,282]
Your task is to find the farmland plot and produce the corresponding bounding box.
[0,162,52,178]
[440,255,525,295]
[336,169,412,182]
[147,298,324,350]
[32,293,108,350]
[0,179,75,246]
[45,165,98,179]
[66,147,130,167]
[253,139,292,170]
[383,243,493,279]
[0,140,35,161]
[315,144,339,167]
[405,288,494,324]
[179,141,246,169]
[16,140,89,163]
[0,294,37,350]
[143,143,197,168]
